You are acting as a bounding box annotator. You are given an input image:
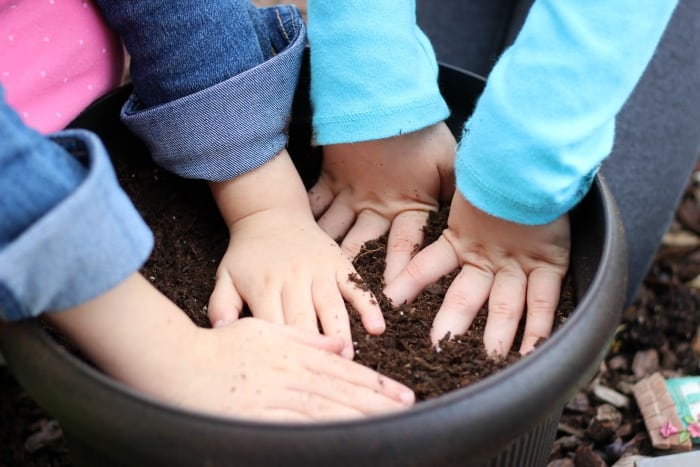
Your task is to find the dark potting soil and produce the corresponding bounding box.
[108,146,574,401]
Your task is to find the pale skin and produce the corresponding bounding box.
[308,122,457,284]
[207,149,385,359]
[314,122,571,357]
[384,193,570,356]
[45,273,415,421]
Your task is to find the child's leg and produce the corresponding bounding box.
[416,0,518,77]
[96,0,275,107]
[596,0,700,303]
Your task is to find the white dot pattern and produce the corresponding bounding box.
[0,0,126,133]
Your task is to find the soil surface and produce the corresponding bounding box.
[345,209,573,400]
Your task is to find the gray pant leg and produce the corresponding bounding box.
[599,0,700,303]
[416,0,517,77]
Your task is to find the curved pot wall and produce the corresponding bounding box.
[0,61,627,467]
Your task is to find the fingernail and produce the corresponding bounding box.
[213,318,233,328]
[369,324,386,335]
[341,345,355,360]
[400,390,415,405]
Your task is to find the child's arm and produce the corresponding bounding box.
[96,3,383,353]
[207,149,384,360]
[310,0,677,355]
[384,194,570,356]
[0,90,153,322]
[307,1,455,280]
[385,1,677,356]
[48,272,414,421]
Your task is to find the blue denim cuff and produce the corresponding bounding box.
[120,6,306,182]
[0,129,153,320]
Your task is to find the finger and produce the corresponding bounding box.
[483,268,527,357]
[339,269,385,335]
[208,271,244,328]
[307,178,334,218]
[262,319,346,354]
[245,286,286,325]
[430,265,493,346]
[341,210,391,258]
[383,236,459,308]
[519,268,563,355]
[384,210,429,284]
[316,198,356,241]
[281,278,320,333]
[313,276,355,359]
[306,353,415,409]
[270,388,367,420]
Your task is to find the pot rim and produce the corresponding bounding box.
[1,174,625,435]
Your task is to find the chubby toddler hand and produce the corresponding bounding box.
[384,192,570,356]
[208,150,384,358]
[309,122,456,283]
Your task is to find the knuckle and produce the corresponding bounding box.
[403,261,428,284]
[445,288,471,309]
[489,301,519,321]
[387,237,420,254]
[342,239,364,258]
[528,295,555,316]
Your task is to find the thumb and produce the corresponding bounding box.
[208,271,244,328]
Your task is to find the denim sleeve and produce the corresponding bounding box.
[455,0,678,225]
[308,0,450,145]
[96,1,306,182]
[0,91,153,321]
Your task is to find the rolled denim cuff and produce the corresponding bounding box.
[0,129,153,320]
[120,6,306,182]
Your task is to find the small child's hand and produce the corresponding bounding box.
[308,122,456,283]
[208,150,384,358]
[48,273,414,421]
[384,192,570,356]
[175,318,414,421]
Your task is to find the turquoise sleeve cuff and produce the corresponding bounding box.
[308,0,449,145]
[455,0,677,224]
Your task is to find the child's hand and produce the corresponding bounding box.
[48,273,414,421]
[309,122,456,283]
[208,150,384,359]
[175,319,415,421]
[384,192,570,356]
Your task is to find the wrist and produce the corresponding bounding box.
[209,149,313,228]
[46,273,197,387]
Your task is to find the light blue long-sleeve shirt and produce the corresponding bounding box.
[309,0,678,224]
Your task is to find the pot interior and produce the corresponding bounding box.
[0,59,626,467]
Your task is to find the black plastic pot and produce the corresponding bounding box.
[0,61,627,467]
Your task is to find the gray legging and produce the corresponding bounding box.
[417,0,700,305]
